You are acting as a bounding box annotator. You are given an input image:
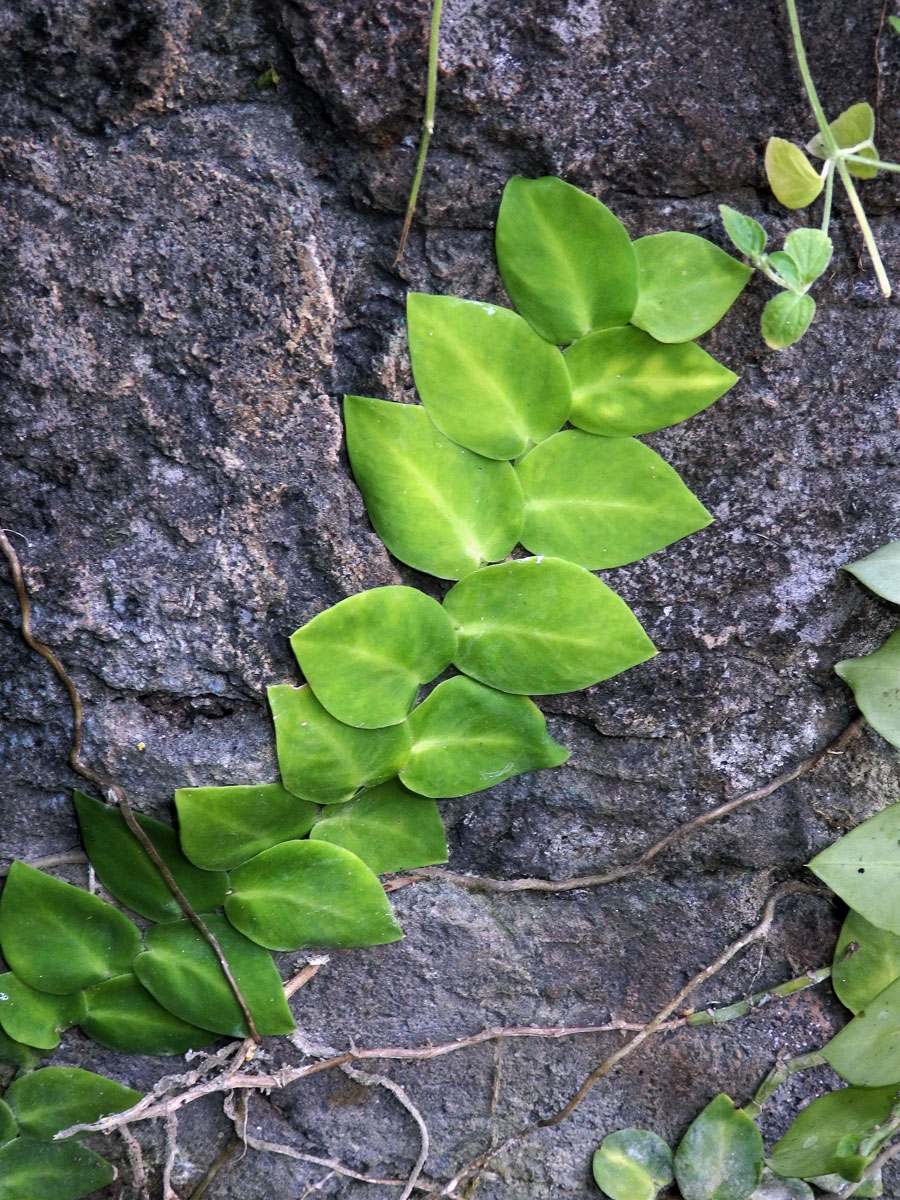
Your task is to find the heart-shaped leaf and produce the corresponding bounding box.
[344,396,524,580]
[516,430,712,569]
[807,102,878,179]
[592,1128,674,1200]
[175,782,318,871]
[674,1094,763,1200]
[81,974,218,1055]
[5,1067,140,1140]
[822,976,900,1085]
[564,326,737,437]
[809,802,900,933]
[631,232,751,343]
[309,779,448,874]
[765,138,825,209]
[0,1139,115,1200]
[768,1086,899,1179]
[719,206,766,260]
[406,293,571,459]
[0,973,86,1050]
[290,586,457,728]
[226,839,402,951]
[495,175,638,344]
[269,684,412,805]
[835,631,900,748]
[133,915,294,1038]
[0,862,140,994]
[74,790,228,923]
[444,557,656,694]
[761,292,816,350]
[400,676,568,798]
[833,909,900,1014]
[0,1099,16,1145]
[843,541,900,605]
[782,229,833,286]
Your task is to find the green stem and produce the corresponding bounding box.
[687,964,831,1027]
[845,154,900,173]
[821,160,835,234]
[742,1050,825,1119]
[394,0,444,264]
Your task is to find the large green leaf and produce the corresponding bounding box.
[768,1086,899,1179]
[82,974,218,1055]
[516,430,712,569]
[495,175,638,345]
[400,676,568,798]
[0,1099,16,1145]
[836,630,900,747]
[175,782,318,871]
[133,915,294,1038]
[0,1025,41,1070]
[631,233,751,343]
[843,541,900,604]
[807,102,878,179]
[344,396,523,580]
[765,138,825,209]
[406,293,571,459]
[822,976,900,1085]
[74,790,228,923]
[443,557,656,694]
[0,862,140,994]
[592,1128,674,1200]
[809,803,900,934]
[761,292,816,350]
[833,909,900,1014]
[564,326,737,437]
[309,779,448,874]
[5,1067,140,1140]
[290,586,457,728]
[0,1139,115,1200]
[226,839,403,951]
[0,973,86,1050]
[269,684,411,805]
[673,1094,763,1200]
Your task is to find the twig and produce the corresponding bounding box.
[119,1125,150,1200]
[283,958,328,999]
[0,850,88,878]
[163,1111,180,1200]
[394,0,444,263]
[341,1063,430,1200]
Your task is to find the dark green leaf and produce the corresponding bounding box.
[175,782,318,871]
[82,974,218,1055]
[309,779,448,874]
[782,229,833,286]
[843,541,900,604]
[0,1024,42,1070]
[822,976,900,1085]
[767,251,804,292]
[833,909,900,1014]
[290,586,457,728]
[0,973,86,1050]
[761,292,816,350]
[5,1066,140,1140]
[592,1128,674,1200]
[0,1099,16,1145]
[768,1086,899,1179]
[495,175,638,344]
[809,802,900,934]
[674,1094,763,1200]
[406,293,571,459]
[0,1139,115,1200]
[0,862,140,994]
[765,138,824,209]
[719,206,766,259]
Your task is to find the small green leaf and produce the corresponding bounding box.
[406,293,571,458]
[0,973,86,1050]
[890,14,900,35]
[226,839,403,951]
[768,1086,899,1179]
[0,1099,17,1145]
[674,1094,763,1200]
[269,684,411,805]
[833,910,900,1014]
[782,229,833,286]
[290,586,457,728]
[822,976,900,1085]
[82,974,218,1055]
[765,138,825,209]
[0,1139,115,1200]
[443,556,656,694]
[309,779,449,874]
[175,782,318,871]
[133,915,294,1038]
[719,206,767,259]
[74,790,228,922]
[0,862,141,994]
[750,1170,814,1199]
[5,1066,140,1140]
[564,326,737,437]
[835,630,900,748]
[0,1024,42,1070]
[516,430,712,569]
[344,396,524,579]
[843,541,900,604]
[399,676,568,798]
[808,103,878,178]
[592,1128,674,1200]
[495,175,638,344]
[761,291,816,350]
[766,251,804,293]
[809,803,900,934]
[631,232,751,343]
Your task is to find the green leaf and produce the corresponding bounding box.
[0,973,86,1050]
[719,206,766,259]
[564,326,737,438]
[309,779,449,874]
[766,251,804,293]
[592,1128,674,1200]
[631,232,751,343]
[833,909,900,1014]
[0,1024,42,1070]
[399,676,568,798]
[0,1099,17,1145]
[822,976,900,1085]
[809,802,900,934]
[674,1094,763,1200]
[406,293,571,459]
[0,1139,115,1200]
[344,396,524,579]
[765,138,825,209]
[808,1172,883,1197]
[843,541,900,604]
[5,1066,140,1140]
[768,1086,899,1178]
[835,630,900,747]
[269,684,411,805]
[174,782,318,871]
[750,1170,814,1199]
[0,862,140,994]
[133,914,294,1038]
[761,292,816,350]
[516,430,712,569]
[82,973,219,1055]
[443,556,656,694]
[226,839,402,951]
[808,103,878,178]
[290,586,457,728]
[891,15,900,34]
[782,229,833,286]
[74,790,228,923]
[495,175,638,344]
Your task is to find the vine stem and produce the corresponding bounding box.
[742,1049,825,1119]
[394,0,444,263]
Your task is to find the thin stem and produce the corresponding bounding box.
[821,160,835,234]
[834,156,892,296]
[742,1050,825,1119]
[686,964,831,1026]
[395,0,444,263]
[845,154,900,173]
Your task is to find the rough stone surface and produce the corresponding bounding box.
[1,0,899,1196]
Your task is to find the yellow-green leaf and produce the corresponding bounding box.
[765,138,824,209]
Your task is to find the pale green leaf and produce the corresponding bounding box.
[833,909,900,1014]
[843,541,900,604]
[592,1128,674,1200]
[82,974,218,1055]
[750,1170,814,1199]
[0,973,86,1051]
[809,802,900,934]
[175,782,318,871]
[768,1086,899,1178]
[309,779,448,874]
[808,103,878,177]
[808,1171,883,1197]
[766,251,804,293]
[0,1139,115,1200]
[674,1094,763,1200]
[761,292,816,350]
[719,206,766,259]
[822,976,900,1085]
[891,14,900,35]
[835,630,900,747]
[765,138,825,209]
[5,1066,140,1140]
[782,229,833,286]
